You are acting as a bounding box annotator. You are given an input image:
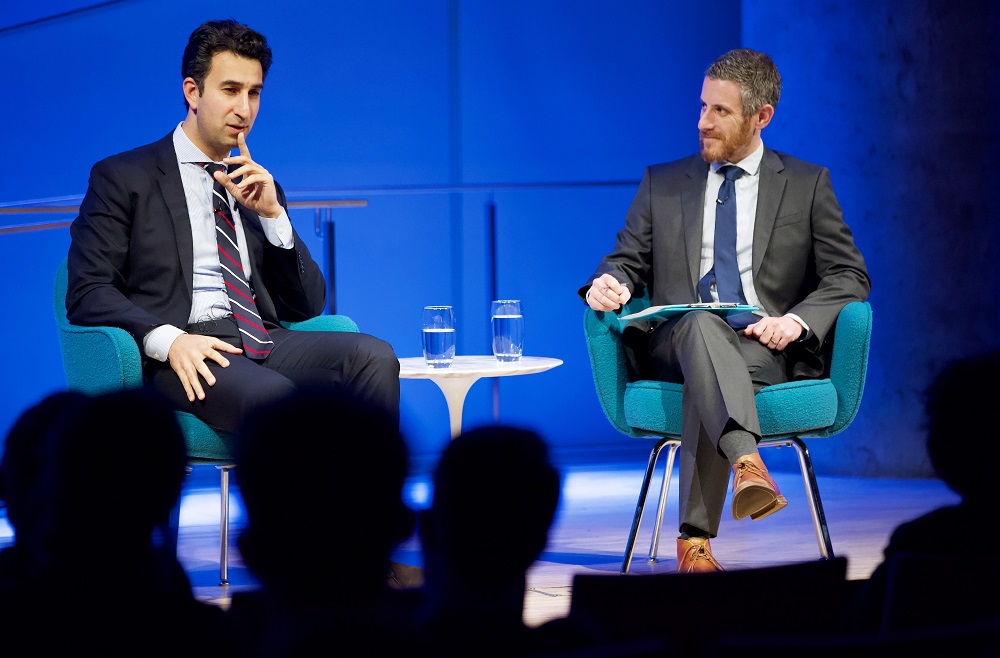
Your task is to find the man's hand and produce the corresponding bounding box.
[587,275,631,311]
[744,315,803,352]
[167,333,243,402]
[214,131,284,218]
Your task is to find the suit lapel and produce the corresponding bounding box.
[682,156,709,289]
[752,148,786,278]
[155,137,194,304]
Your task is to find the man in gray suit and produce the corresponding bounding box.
[580,49,870,572]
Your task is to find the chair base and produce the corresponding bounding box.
[620,436,833,574]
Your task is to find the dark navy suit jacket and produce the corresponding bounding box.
[66,132,326,357]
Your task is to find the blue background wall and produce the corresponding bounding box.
[2,1,997,478]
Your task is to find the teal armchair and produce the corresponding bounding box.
[53,258,359,584]
[583,296,872,573]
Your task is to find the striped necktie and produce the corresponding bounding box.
[199,163,273,360]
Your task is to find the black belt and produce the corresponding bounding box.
[185,314,236,335]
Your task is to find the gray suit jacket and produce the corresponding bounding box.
[581,148,871,379]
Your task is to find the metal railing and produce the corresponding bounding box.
[0,198,367,314]
[0,199,367,236]
[0,179,637,233]
[1,180,638,313]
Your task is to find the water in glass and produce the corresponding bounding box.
[422,305,456,368]
[423,327,456,367]
[491,300,523,363]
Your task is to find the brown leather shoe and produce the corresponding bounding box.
[676,536,724,573]
[731,453,788,521]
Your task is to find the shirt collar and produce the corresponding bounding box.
[712,140,764,177]
[172,122,219,166]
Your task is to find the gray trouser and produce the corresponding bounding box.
[647,311,787,536]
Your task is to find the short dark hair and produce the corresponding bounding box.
[706,48,781,117]
[181,19,273,110]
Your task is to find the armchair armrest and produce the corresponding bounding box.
[54,258,360,403]
[55,317,358,398]
[53,259,144,395]
[281,314,359,333]
[55,322,143,394]
[583,296,650,438]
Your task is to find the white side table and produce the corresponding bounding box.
[398,355,563,438]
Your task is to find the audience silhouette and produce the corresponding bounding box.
[14,356,1000,656]
[0,390,91,595]
[412,423,614,657]
[226,382,419,657]
[848,349,1000,640]
[0,387,236,656]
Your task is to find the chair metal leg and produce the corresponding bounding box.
[622,436,834,574]
[647,440,681,563]
[621,437,673,574]
[218,464,233,586]
[780,437,834,559]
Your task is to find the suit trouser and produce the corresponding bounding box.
[145,315,401,433]
[647,311,787,537]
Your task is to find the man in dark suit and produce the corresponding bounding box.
[580,49,870,572]
[66,19,400,433]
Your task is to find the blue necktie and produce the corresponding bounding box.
[698,165,755,328]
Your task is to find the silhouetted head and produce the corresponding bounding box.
[422,424,562,587]
[0,390,90,536]
[234,383,414,596]
[924,349,1000,502]
[41,388,187,545]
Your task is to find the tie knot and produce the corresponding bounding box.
[198,162,225,177]
[720,165,744,182]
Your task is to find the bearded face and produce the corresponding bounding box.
[697,77,761,164]
[699,112,756,163]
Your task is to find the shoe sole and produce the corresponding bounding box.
[750,495,788,521]
[732,484,777,520]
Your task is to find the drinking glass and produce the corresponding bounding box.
[491,299,523,363]
[422,305,456,368]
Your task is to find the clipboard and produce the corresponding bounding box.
[617,303,758,327]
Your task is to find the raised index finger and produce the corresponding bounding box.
[237,131,251,159]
